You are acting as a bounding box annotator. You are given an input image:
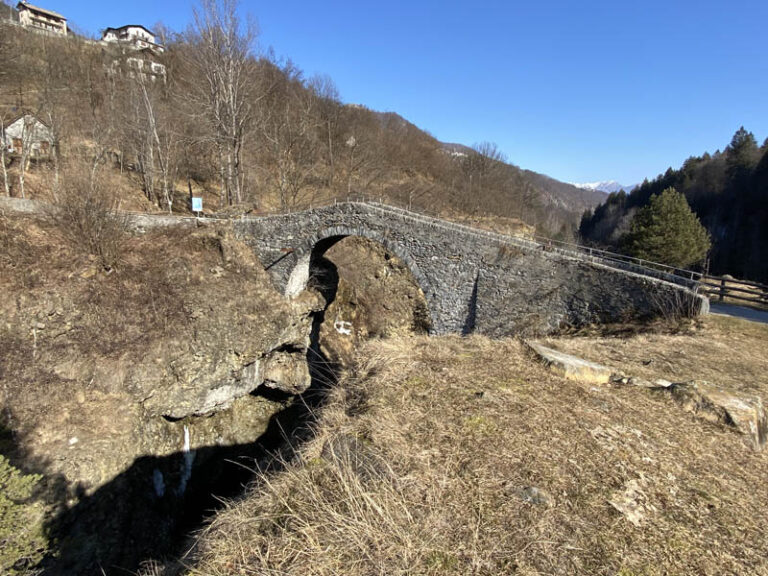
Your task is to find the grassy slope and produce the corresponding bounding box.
[542,315,768,397]
[186,322,768,576]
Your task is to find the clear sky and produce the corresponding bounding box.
[42,0,768,185]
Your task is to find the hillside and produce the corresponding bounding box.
[185,318,768,575]
[4,5,767,576]
[1,17,599,237]
[0,208,331,573]
[580,128,768,281]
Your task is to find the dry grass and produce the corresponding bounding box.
[185,328,768,576]
[543,314,768,397]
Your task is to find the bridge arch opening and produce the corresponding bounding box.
[285,229,433,336]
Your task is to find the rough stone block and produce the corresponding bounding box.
[525,341,613,384]
[669,380,767,450]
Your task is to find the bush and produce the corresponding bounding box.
[0,455,47,574]
[48,166,129,271]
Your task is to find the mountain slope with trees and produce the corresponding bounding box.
[1,0,600,237]
[580,127,768,281]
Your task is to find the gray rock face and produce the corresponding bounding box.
[232,202,707,337]
[669,381,767,450]
[525,341,613,384]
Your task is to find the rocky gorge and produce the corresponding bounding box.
[0,210,427,574]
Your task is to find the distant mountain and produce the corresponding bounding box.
[439,142,610,216]
[570,180,637,194]
[525,171,609,214]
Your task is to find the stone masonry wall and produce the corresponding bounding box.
[233,202,708,337]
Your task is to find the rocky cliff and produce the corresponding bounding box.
[0,213,324,573]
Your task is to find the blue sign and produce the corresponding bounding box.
[191,197,203,212]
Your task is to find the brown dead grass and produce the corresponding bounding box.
[543,314,768,397]
[185,328,768,576]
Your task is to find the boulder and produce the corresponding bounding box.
[669,380,767,450]
[525,341,613,385]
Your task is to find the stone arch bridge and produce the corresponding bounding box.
[0,196,708,336]
[229,201,707,337]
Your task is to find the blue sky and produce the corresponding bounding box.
[42,0,768,185]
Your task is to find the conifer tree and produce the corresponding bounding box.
[622,187,710,268]
[726,127,760,188]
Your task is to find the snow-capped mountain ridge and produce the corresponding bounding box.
[569,180,637,194]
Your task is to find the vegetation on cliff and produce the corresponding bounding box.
[0,453,47,575]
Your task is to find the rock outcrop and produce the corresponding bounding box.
[0,215,327,573]
[668,380,767,450]
[526,340,766,451]
[525,341,613,384]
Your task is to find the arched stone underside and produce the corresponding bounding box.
[233,202,708,337]
[284,227,438,332]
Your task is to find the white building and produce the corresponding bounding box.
[16,2,67,35]
[102,25,166,81]
[101,25,164,53]
[2,114,54,158]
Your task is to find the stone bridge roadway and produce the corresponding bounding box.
[231,201,708,337]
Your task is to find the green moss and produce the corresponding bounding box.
[462,415,498,435]
[426,550,458,570]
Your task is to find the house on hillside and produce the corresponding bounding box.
[102,24,167,81]
[16,2,67,35]
[101,25,164,53]
[2,114,54,159]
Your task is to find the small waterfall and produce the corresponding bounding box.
[177,425,195,496]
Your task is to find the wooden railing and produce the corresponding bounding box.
[698,275,768,309]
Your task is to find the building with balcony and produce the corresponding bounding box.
[16,2,66,35]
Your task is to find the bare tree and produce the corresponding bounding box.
[260,63,323,210]
[309,74,341,188]
[139,76,178,212]
[183,0,258,207]
[0,113,9,196]
[122,69,178,212]
[15,115,39,198]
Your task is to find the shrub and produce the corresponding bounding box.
[0,455,47,574]
[48,165,129,271]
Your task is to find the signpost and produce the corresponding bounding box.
[191,197,203,215]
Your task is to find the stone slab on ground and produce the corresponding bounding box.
[525,341,613,385]
[669,380,767,451]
